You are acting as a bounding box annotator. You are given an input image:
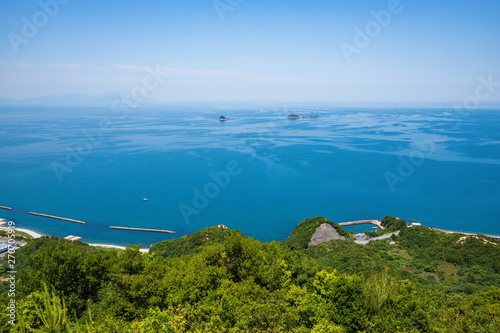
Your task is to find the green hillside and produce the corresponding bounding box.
[149,225,241,259]
[1,216,499,332]
[281,216,351,250]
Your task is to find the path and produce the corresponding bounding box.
[354,231,400,245]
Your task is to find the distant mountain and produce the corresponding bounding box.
[0,98,17,105]
[0,93,142,107]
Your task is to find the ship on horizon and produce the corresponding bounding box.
[288,114,319,119]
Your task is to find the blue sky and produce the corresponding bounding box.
[0,0,499,104]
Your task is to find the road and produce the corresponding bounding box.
[354,231,400,245]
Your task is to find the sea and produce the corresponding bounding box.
[0,106,499,247]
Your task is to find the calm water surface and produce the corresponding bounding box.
[0,106,499,246]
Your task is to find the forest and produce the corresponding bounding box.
[0,216,499,332]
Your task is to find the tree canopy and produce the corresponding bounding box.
[1,216,499,332]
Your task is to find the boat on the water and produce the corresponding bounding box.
[219,115,235,122]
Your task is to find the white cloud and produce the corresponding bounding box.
[46,63,106,71]
[112,64,305,83]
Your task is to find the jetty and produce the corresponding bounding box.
[109,226,176,234]
[0,205,12,210]
[339,219,385,229]
[28,212,86,224]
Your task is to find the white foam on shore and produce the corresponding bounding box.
[433,228,500,239]
[87,243,149,253]
[0,225,149,252]
[0,226,44,238]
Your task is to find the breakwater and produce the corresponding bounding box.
[1,204,179,234]
[109,226,176,234]
[28,212,86,224]
[339,219,384,229]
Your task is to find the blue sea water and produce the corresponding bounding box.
[0,106,499,247]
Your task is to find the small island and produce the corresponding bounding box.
[219,115,233,122]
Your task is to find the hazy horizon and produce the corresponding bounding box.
[2,93,500,109]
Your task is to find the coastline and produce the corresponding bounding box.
[2,225,499,252]
[432,228,500,239]
[11,227,44,238]
[87,243,149,253]
[0,226,45,238]
[0,226,150,253]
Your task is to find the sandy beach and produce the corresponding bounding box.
[0,226,44,238]
[0,225,150,252]
[432,228,500,239]
[87,243,149,253]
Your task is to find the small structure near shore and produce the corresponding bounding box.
[407,221,422,227]
[64,235,83,241]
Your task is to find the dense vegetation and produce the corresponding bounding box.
[1,216,499,332]
[364,215,407,237]
[149,225,242,259]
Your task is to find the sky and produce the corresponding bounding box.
[0,0,499,104]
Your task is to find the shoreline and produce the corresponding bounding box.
[2,225,499,252]
[0,226,151,253]
[432,228,500,239]
[0,226,45,238]
[11,227,44,238]
[87,243,149,253]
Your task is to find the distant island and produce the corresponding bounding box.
[288,113,320,119]
[1,215,499,332]
[219,115,234,122]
